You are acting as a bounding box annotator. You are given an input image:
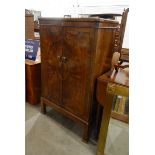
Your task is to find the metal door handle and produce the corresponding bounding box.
[57,56,62,62]
[62,56,67,62]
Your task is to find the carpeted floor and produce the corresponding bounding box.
[25,103,129,155]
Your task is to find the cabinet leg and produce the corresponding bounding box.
[82,125,89,143]
[41,101,46,114]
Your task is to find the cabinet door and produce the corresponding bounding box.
[62,27,93,120]
[40,25,62,105]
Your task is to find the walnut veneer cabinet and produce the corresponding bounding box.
[39,18,118,141]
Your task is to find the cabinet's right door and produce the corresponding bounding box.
[62,27,94,120]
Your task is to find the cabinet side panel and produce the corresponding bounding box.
[94,22,118,78]
[89,21,118,129]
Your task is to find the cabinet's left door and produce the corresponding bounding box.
[40,25,62,105]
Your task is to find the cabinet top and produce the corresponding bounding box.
[39,17,118,24]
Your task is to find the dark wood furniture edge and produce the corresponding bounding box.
[25,61,41,104]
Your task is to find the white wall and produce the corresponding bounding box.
[25,0,129,48]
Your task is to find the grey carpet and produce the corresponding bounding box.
[25,103,128,155]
